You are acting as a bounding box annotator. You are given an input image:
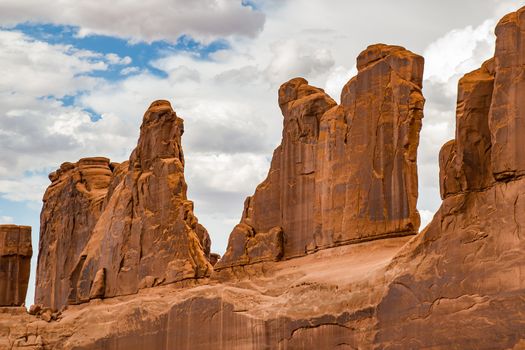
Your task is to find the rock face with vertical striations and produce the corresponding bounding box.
[0,225,32,306]
[36,157,115,310]
[8,7,525,349]
[67,100,211,304]
[36,100,211,309]
[374,7,525,348]
[216,44,424,269]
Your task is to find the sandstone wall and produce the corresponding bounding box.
[36,101,211,309]
[36,157,115,310]
[374,7,525,348]
[216,44,424,269]
[0,225,32,306]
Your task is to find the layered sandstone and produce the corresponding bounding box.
[375,7,525,348]
[7,6,525,350]
[36,157,115,310]
[36,100,212,309]
[217,44,424,269]
[0,225,32,306]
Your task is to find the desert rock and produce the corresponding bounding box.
[0,225,32,306]
[217,44,424,269]
[36,157,114,310]
[66,100,212,304]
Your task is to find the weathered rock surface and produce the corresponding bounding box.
[36,157,115,310]
[0,225,32,306]
[217,44,424,269]
[36,100,212,309]
[374,7,525,348]
[7,6,525,349]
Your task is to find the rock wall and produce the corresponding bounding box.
[374,7,525,349]
[216,44,424,269]
[0,225,32,306]
[36,157,116,310]
[36,100,212,309]
[7,6,525,349]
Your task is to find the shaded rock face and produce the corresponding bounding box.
[36,157,115,310]
[37,100,211,309]
[374,7,525,349]
[217,44,424,269]
[0,225,32,306]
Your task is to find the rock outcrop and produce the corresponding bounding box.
[36,100,212,309]
[36,157,115,310]
[6,6,525,350]
[0,225,32,306]
[374,7,525,348]
[216,44,424,269]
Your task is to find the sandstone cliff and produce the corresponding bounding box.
[36,157,115,310]
[4,6,525,350]
[36,100,212,309]
[216,44,424,269]
[373,7,525,348]
[0,225,31,306]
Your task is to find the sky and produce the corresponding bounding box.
[0,0,522,306]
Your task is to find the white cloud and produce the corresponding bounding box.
[105,53,132,65]
[424,19,495,92]
[0,0,265,42]
[416,17,498,217]
[0,215,14,224]
[120,66,141,76]
[264,39,335,85]
[0,177,48,202]
[419,210,435,231]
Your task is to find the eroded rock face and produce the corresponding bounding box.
[0,225,32,306]
[217,44,424,269]
[36,101,211,308]
[14,7,525,349]
[374,7,525,348]
[67,100,211,304]
[36,157,115,310]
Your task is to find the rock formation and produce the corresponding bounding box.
[0,225,32,306]
[373,7,525,348]
[5,6,525,350]
[216,44,424,269]
[36,157,115,310]
[36,100,212,309]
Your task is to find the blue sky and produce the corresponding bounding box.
[0,0,521,307]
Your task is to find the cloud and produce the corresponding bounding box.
[0,215,14,224]
[264,39,335,85]
[419,209,435,231]
[416,18,497,216]
[0,0,266,42]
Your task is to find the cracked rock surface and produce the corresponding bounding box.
[217,44,424,270]
[4,6,525,349]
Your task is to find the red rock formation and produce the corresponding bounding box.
[36,157,115,310]
[489,9,525,180]
[0,225,32,306]
[9,7,525,349]
[374,7,525,348]
[36,101,211,308]
[66,100,211,304]
[216,44,424,269]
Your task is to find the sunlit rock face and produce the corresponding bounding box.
[36,100,212,309]
[36,157,115,310]
[0,225,32,306]
[8,6,525,350]
[216,44,424,270]
[375,7,525,349]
